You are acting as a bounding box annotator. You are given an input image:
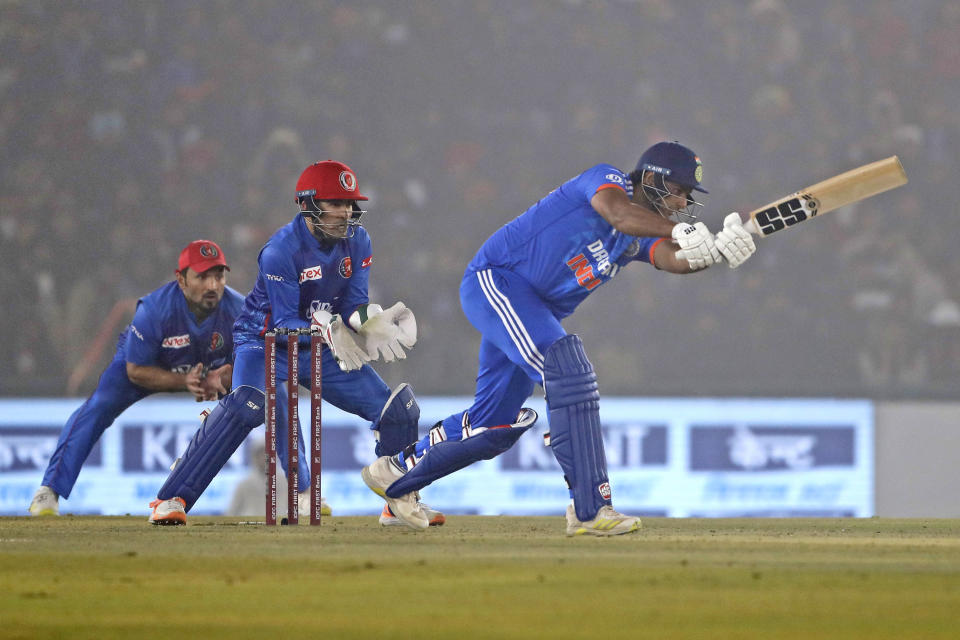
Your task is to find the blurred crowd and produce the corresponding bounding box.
[2,0,958,399]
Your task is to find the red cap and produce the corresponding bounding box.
[177,240,229,274]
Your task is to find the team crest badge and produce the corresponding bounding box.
[339,257,353,278]
[200,243,219,258]
[598,482,612,500]
[210,332,224,351]
[339,171,357,191]
[694,160,703,183]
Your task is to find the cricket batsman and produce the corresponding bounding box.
[361,141,757,534]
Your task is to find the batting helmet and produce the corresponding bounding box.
[295,160,368,240]
[632,141,707,222]
[635,141,707,193]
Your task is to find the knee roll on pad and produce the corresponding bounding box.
[156,385,264,511]
[373,383,420,457]
[543,335,612,523]
[385,409,537,498]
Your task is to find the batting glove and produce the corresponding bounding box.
[714,212,757,269]
[672,222,722,271]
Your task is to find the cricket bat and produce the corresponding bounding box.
[742,156,907,237]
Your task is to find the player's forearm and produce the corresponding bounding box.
[125,362,189,392]
[610,206,678,237]
[591,190,676,238]
[652,242,699,274]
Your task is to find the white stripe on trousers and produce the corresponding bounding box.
[476,270,545,376]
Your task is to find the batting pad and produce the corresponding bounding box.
[543,335,611,522]
[156,385,264,511]
[373,383,420,457]
[385,408,537,498]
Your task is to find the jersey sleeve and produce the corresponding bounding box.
[259,243,310,330]
[124,301,162,366]
[576,164,630,201]
[619,236,667,267]
[337,231,372,318]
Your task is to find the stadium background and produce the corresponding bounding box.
[1,1,957,517]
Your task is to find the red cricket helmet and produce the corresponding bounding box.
[295,160,368,240]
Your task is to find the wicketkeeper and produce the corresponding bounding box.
[148,161,444,527]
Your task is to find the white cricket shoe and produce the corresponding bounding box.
[29,486,59,516]
[148,497,187,526]
[361,456,428,530]
[565,503,642,537]
[298,492,333,518]
[380,494,445,527]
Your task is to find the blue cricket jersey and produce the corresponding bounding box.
[233,214,372,343]
[121,281,245,373]
[467,163,663,318]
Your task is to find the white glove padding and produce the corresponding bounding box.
[355,302,418,363]
[310,309,371,372]
[714,212,757,269]
[672,222,722,271]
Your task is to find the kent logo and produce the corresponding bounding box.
[566,253,601,290]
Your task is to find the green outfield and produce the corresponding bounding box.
[2,516,958,639]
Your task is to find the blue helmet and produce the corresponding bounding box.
[632,141,707,222]
[635,141,707,193]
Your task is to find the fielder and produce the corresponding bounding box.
[148,160,444,527]
[30,240,244,516]
[361,141,757,534]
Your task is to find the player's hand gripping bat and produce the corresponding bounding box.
[741,156,908,237]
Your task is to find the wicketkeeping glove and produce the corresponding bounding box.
[714,212,757,269]
[310,310,371,372]
[352,301,418,363]
[672,222,722,271]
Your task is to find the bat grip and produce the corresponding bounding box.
[742,216,760,236]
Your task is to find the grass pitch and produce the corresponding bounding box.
[2,516,958,639]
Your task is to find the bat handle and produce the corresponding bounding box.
[742,216,760,236]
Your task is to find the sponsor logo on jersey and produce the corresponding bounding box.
[162,334,191,349]
[210,332,224,351]
[130,324,144,341]
[566,253,601,291]
[339,256,352,278]
[361,255,372,268]
[587,239,612,275]
[266,273,283,282]
[598,482,612,500]
[308,300,333,321]
[299,265,323,283]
